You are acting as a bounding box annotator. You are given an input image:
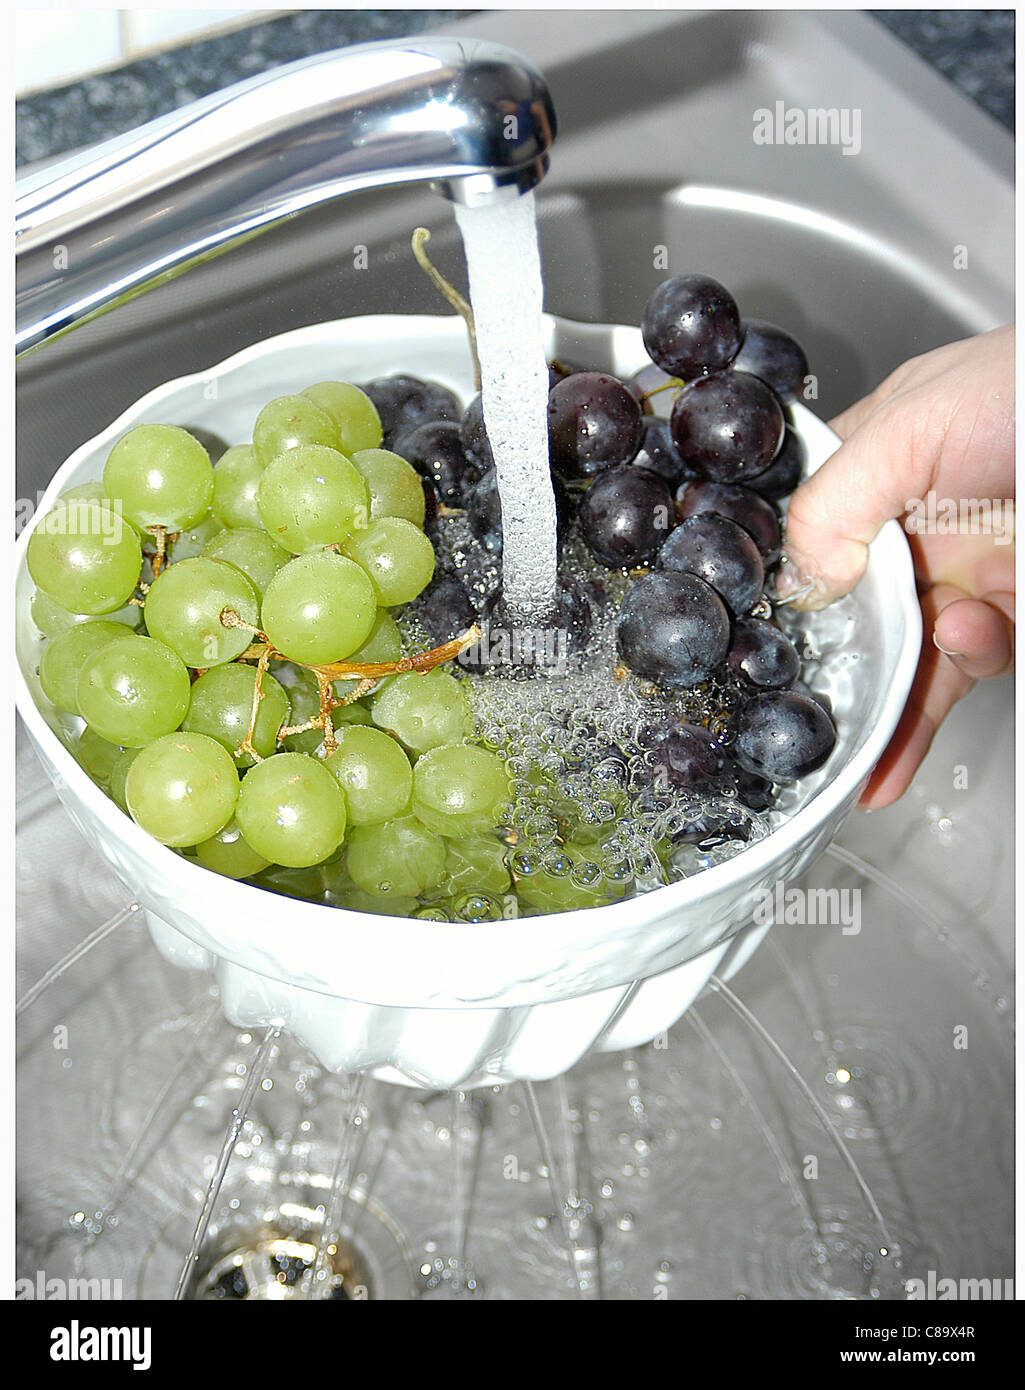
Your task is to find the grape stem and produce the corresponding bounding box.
[640,378,685,403]
[411,227,481,391]
[219,606,481,762]
[146,525,170,578]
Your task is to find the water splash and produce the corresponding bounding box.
[17,901,141,1015]
[523,1076,602,1298]
[454,192,558,621]
[708,976,897,1258]
[174,1026,281,1299]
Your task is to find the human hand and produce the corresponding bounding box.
[777,327,1014,807]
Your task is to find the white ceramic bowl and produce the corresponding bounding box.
[15,315,921,1088]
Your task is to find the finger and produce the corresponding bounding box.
[778,398,945,609]
[933,591,1015,679]
[858,585,976,808]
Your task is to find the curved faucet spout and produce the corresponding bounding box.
[15,37,556,355]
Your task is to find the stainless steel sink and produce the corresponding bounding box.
[16,9,1012,496]
[16,8,1013,1300]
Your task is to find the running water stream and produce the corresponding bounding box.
[454,192,559,623]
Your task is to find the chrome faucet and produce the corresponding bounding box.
[15,37,556,355]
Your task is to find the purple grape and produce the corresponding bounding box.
[727,617,801,689]
[579,465,674,569]
[629,417,690,485]
[649,722,725,791]
[792,679,833,718]
[465,466,503,553]
[393,421,470,505]
[421,478,440,534]
[732,319,809,402]
[659,513,765,616]
[548,358,587,389]
[729,762,775,811]
[733,690,837,783]
[674,480,783,567]
[673,815,752,848]
[641,275,743,379]
[617,571,730,689]
[548,372,643,480]
[466,466,572,558]
[670,370,785,484]
[362,375,461,448]
[459,394,493,474]
[413,571,479,643]
[747,425,805,501]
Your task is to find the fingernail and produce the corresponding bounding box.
[775,559,811,599]
[932,631,964,659]
[775,559,829,609]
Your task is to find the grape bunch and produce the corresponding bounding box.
[29,380,516,920]
[541,273,836,792]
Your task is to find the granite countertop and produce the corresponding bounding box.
[16,8,1014,167]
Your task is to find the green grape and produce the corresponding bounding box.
[351,448,427,527]
[334,702,373,727]
[60,481,107,503]
[125,732,240,847]
[108,745,142,812]
[444,835,512,896]
[194,817,270,880]
[252,394,340,466]
[252,863,327,903]
[144,557,260,667]
[201,527,288,598]
[165,511,223,563]
[371,670,471,754]
[330,881,419,917]
[514,841,629,914]
[30,587,142,638]
[38,621,137,714]
[27,498,143,616]
[256,444,370,553]
[301,381,383,455]
[260,551,377,666]
[434,892,508,923]
[211,444,271,531]
[325,725,413,825]
[236,751,348,868]
[183,662,289,766]
[183,426,230,463]
[411,744,510,837]
[345,814,446,899]
[77,635,191,746]
[332,610,404,702]
[342,517,435,606]
[102,424,214,530]
[72,727,126,787]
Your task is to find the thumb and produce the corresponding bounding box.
[777,395,941,609]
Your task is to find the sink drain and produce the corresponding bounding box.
[142,1184,418,1300]
[192,1209,373,1300]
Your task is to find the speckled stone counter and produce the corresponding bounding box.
[874,8,1013,129]
[16,8,1014,168]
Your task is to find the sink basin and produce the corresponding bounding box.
[15,7,1012,1298]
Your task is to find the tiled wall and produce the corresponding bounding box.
[15,8,274,95]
